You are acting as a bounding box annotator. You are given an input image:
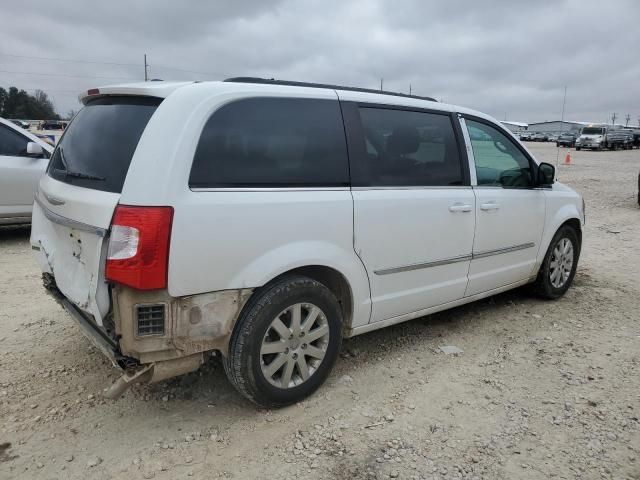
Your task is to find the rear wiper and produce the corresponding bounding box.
[57,146,106,181]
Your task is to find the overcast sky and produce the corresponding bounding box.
[2,0,639,124]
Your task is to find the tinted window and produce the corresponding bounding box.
[466,120,532,188]
[47,97,161,193]
[582,127,604,135]
[0,125,29,156]
[189,98,349,188]
[353,107,463,187]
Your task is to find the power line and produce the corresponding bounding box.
[1,52,219,77]
[151,64,218,77]
[0,52,140,67]
[0,69,138,80]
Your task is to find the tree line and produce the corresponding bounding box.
[0,86,60,120]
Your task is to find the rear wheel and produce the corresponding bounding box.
[532,225,580,299]
[223,275,342,408]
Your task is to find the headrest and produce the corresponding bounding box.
[387,126,420,155]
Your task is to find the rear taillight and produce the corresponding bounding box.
[106,205,173,290]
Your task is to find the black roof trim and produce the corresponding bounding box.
[224,77,436,102]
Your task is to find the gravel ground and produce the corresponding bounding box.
[1,143,639,480]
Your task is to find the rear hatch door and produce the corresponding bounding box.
[31,96,161,325]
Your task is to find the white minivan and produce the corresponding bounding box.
[31,78,584,407]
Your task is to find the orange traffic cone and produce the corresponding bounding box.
[564,152,572,165]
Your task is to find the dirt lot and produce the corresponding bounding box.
[1,143,639,480]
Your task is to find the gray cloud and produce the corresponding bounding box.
[1,0,639,124]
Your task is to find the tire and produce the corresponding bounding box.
[223,275,343,408]
[532,225,580,299]
[575,147,581,151]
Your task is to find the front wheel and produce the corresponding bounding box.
[223,275,342,408]
[532,225,580,299]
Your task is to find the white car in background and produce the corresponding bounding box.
[0,117,53,225]
[31,79,585,407]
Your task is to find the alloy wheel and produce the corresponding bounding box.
[260,303,330,389]
[549,237,574,288]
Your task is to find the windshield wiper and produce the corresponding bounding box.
[57,146,106,181]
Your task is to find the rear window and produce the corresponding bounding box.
[189,97,349,188]
[47,96,161,193]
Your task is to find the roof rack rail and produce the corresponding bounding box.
[224,77,436,102]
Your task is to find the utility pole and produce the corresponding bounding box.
[409,84,412,95]
[380,78,383,91]
[611,112,617,125]
[625,114,630,127]
[144,54,149,82]
[560,86,567,132]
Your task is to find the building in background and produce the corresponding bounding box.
[528,121,591,133]
[500,121,528,132]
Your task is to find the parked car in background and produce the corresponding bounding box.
[0,117,54,225]
[556,133,577,147]
[519,132,532,141]
[31,79,585,407]
[11,120,31,130]
[531,132,548,142]
[39,121,65,130]
[622,132,634,150]
[547,134,558,143]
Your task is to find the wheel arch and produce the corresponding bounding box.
[534,208,583,275]
[561,217,582,250]
[269,265,355,331]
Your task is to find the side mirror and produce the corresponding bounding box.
[537,162,555,187]
[26,142,44,157]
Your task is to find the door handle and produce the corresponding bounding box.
[449,203,472,213]
[480,202,500,211]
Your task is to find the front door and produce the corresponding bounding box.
[463,118,545,296]
[0,124,48,219]
[344,103,475,323]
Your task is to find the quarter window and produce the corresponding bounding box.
[189,98,349,188]
[0,125,29,156]
[466,120,533,188]
[352,107,463,187]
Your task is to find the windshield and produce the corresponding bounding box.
[47,96,161,193]
[582,127,604,135]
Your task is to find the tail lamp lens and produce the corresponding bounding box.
[105,205,173,290]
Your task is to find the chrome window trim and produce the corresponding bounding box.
[351,186,472,191]
[190,187,350,192]
[34,195,107,237]
[191,186,473,192]
[374,242,535,276]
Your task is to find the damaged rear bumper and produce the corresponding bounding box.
[42,273,253,398]
[43,273,126,367]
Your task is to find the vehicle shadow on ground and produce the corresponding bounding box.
[0,224,31,243]
[140,285,544,413]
